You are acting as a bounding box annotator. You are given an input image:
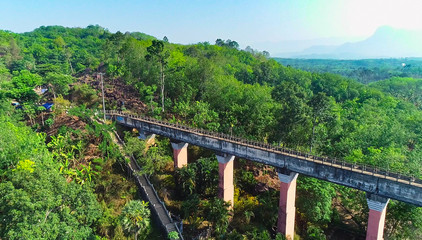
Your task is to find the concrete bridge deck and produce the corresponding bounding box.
[105,111,422,207]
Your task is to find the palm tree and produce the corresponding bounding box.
[119,200,151,240]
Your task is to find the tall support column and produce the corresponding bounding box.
[137,129,156,145]
[366,194,390,240]
[171,142,188,169]
[277,171,299,240]
[216,154,235,207]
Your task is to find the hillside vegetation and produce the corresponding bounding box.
[0,25,421,239]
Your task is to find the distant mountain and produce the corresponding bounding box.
[251,36,363,57]
[279,26,422,59]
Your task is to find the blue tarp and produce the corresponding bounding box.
[42,103,54,110]
[11,101,22,109]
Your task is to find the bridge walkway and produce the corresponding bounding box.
[110,129,183,239]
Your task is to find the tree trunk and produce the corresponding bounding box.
[28,114,33,125]
[68,58,74,74]
[65,49,74,74]
[310,120,316,153]
[160,63,165,112]
[51,86,56,100]
[41,112,44,126]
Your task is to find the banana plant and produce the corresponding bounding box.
[80,162,99,182]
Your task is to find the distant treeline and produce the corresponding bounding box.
[274,58,422,84]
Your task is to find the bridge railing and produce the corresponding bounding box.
[104,110,421,186]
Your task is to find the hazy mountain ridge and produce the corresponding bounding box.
[278,26,422,59]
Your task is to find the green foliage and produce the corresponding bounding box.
[274,58,422,84]
[175,165,196,197]
[53,95,71,115]
[124,135,172,175]
[90,122,122,163]
[67,104,93,119]
[71,83,99,107]
[203,75,275,139]
[22,102,37,125]
[25,25,107,74]
[175,157,219,198]
[119,200,151,240]
[146,39,169,112]
[215,39,240,49]
[174,100,220,131]
[255,190,279,230]
[385,201,422,239]
[0,170,101,239]
[0,110,101,239]
[203,197,230,236]
[275,233,287,240]
[245,228,272,240]
[235,169,257,193]
[7,70,42,102]
[370,77,422,109]
[44,72,74,98]
[306,225,326,240]
[168,231,179,240]
[181,194,202,231]
[47,121,115,185]
[138,82,158,111]
[0,113,47,175]
[297,177,336,225]
[13,159,35,173]
[192,157,219,195]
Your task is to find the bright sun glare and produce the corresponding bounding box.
[343,0,422,36]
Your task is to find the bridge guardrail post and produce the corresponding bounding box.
[410,176,415,184]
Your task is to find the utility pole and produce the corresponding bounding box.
[99,72,106,121]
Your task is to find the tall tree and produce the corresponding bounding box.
[271,81,312,147]
[308,92,335,153]
[145,40,169,112]
[44,72,74,99]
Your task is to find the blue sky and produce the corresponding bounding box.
[1,0,421,54]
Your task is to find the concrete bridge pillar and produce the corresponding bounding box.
[171,142,189,169]
[277,171,299,240]
[366,194,390,240]
[216,154,235,207]
[137,130,156,145]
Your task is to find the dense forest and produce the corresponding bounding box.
[274,58,422,84]
[0,25,421,239]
